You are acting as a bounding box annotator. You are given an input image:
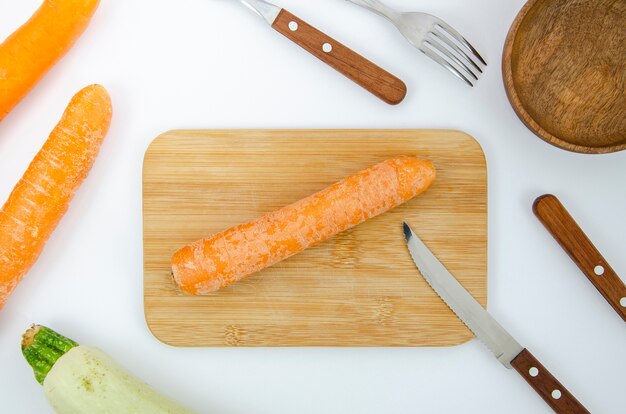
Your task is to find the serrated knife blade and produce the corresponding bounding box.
[402,222,589,413]
[402,222,523,367]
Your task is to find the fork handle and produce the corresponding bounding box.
[345,0,400,21]
[272,9,406,105]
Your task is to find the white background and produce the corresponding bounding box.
[0,0,624,413]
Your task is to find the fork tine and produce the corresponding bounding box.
[434,20,487,66]
[420,45,474,87]
[426,38,479,81]
[431,30,482,74]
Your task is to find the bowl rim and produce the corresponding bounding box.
[502,0,626,154]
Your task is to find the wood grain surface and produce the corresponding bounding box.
[503,0,626,153]
[511,349,590,413]
[272,10,406,105]
[534,195,626,322]
[143,130,487,347]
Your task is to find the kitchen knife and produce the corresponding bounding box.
[534,194,626,322]
[234,0,406,104]
[402,222,590,413]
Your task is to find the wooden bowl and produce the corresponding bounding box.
[503,0,626,154]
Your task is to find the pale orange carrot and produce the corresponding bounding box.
[0,84,112,309]
[172,157,436,294]
[0,0,100,121]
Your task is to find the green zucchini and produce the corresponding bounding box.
[22,325,196,414]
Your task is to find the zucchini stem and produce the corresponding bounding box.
[22,325,78,384]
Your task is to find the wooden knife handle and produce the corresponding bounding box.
[511,349,589,413]
[272,9,407,105]
[533,194,626,322]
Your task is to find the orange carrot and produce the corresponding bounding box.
[0,84,112,309]
[172,157,436,294]
[0,0,100,121]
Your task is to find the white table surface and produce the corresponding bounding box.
[1,0,624,413]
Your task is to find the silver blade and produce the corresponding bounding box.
[238,0,281,25]
[403,223,523,368]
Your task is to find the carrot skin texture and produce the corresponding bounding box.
[172,157,436,294]
[0,0,101,121]
[0,84,112,309]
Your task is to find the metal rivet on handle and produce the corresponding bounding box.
[552,390,562,400]
[529,367,539,377]
[620,297,626,307]
[322,43,333,53]
[594,265,605,276]
[288,21,298,31]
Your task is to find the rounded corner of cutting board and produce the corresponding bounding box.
[143,131,172,169]
[144,129,189,156]
[449,130,487,162]
[150,129,185,143]
[144,315,164,343]
[144,312,183,348]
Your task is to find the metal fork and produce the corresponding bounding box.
[345,0,487,86]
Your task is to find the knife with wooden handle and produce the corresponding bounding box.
[534,194,626,322]
[234,0,407,105]
[403,223,590,413]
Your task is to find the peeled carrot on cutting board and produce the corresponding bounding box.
[172,156,436,294]
[0,0,100,121]
[0,84,112,309]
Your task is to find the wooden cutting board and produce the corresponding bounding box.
[143,130,487,347]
